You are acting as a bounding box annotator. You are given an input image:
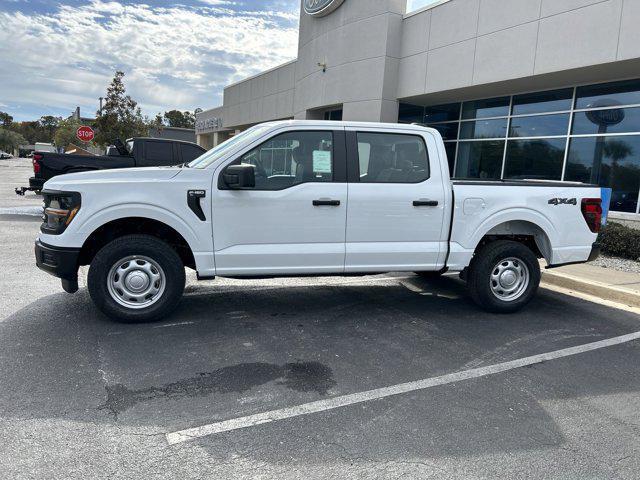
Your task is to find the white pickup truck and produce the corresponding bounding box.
[35,121,605,322]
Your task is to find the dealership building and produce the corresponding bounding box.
[196,0,640,219]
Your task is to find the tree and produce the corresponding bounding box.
[162,110,196,128]
[93,71,148,147]
[10,120,52,144]
[0,111,13,128]
[39,116,61,139]
[0,128,27,152]
[152,113,164,128]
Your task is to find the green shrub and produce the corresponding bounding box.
[598,221,640,260]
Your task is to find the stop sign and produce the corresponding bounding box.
[76,126,95,143]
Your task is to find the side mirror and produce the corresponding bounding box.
[223,164,256,189]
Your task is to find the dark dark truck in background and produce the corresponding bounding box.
[15,137,206,195]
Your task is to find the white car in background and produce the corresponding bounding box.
[0,151,12,159]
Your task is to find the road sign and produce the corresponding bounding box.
[76,126,95,143]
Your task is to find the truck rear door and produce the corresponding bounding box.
[344,127,449,272]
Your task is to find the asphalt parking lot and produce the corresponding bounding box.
[1,158,639,479]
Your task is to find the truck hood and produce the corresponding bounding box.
[44,167,183,191]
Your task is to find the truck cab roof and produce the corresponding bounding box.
[256,119,436,133]
[126,137,202,147]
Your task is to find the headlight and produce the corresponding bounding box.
[41,190,81,235]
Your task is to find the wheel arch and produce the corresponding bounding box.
[468,210,557,264]
[475,220,552,263]
[79,217,196,270]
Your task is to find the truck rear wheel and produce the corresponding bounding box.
[467,240,540,313]
[88,235,185,323]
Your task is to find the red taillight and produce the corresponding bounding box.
[32,154,42,175]
[581,198,602,233]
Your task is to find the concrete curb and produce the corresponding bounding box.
[541,269,640,308]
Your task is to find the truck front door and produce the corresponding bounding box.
[344,128,448,272]
[212,128,348,276]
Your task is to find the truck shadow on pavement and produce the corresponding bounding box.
[1,275,639,464]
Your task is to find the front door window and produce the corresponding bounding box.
[233,131,334,190]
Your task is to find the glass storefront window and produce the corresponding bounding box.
[572,107,640,135]
[512,88,573,115]
[462,97,510,119]
[455,141,504,179]
[459,119,508,139]
[565,135,640,213]
[444,142,456,176]
[503,139,565,180]
[509,113,569,138]
[402,78,640,212]
[576,79,640,110]
[424,103,460,123]
[398,103,424,124]
[426,123,459,141]
[324,109,343,121]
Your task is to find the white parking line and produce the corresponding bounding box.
[166,330,640,445]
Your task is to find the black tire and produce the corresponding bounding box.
[88,235,185,323]
[467,240,540,313]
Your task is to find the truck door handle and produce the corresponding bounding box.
[313,199,341,206]
[413,199,439,207]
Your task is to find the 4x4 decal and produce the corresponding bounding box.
[548,198,577,206]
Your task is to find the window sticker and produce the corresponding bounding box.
[313,150,332,173]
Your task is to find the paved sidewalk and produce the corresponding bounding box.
[542,260,640,307]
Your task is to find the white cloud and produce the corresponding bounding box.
[0,1,299,119]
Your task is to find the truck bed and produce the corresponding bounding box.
[38,153,134,181]
[448,180,602,271]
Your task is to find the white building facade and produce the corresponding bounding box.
[197,0,640,217]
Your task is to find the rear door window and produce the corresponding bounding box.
[141,141,174,166]
[356,132,430,183]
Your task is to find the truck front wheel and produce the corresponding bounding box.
[467,240,540,313]
[88,235,186,323]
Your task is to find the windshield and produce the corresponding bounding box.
[188,125,272,169]
[126,140,133,153]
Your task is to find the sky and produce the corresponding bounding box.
[0,0,301,121]
[407,0,441,11]
[0,0,439,122]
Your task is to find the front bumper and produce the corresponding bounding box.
[35,240,80,293]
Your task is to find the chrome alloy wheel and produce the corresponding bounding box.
[107,256,166,309]
[489,257,530,302]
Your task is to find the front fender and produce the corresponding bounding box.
[74,203,202,252]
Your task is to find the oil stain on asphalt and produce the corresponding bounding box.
[100,361,336,418]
